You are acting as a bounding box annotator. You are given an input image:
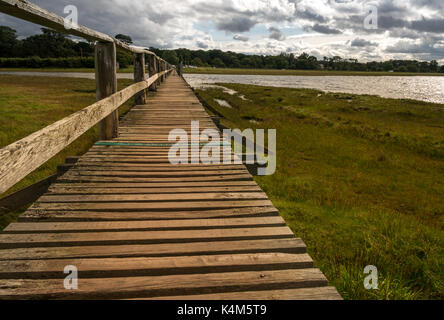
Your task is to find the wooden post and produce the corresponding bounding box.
[148,54,157,91]
[179,61,183,76]
[95,41,118,140]
[133,53,146,105]
[162,61,167,81]
[160,60,165,82]
[156,58,162,86]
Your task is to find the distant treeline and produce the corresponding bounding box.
[1,25,443,73]
[152,49,444,73]
[0,26,133,68]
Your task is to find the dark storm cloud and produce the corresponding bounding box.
[410,19,444,33]
[311,24,342,34]
[295,9,327,23]
[268,27,285,41]
[351,38,378,47]
[215,17,256,33]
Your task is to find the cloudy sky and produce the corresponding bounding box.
[1,0,443,63]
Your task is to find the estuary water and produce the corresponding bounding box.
[183,74,444,104]
[1,71,443,104]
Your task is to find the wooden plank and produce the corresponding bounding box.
[4,217,286,233]
[29,200,275,211]
[0,238,306,261]
[0,227,294,248]
[0,269,328,300]
[66,163,248,171]
[56,175,254,183]
[20,206,279,221]
[46,186,263,195]
[37,192,269,203]
[60,170,250,178]
[0,253,313,279]
[141,287,342,300]
[49,181,260,188]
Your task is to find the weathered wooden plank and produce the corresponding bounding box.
[29,200,274,211]
[60,170,250,179]
[0,269,328,300]
[0,253,313,279]
[50,180,259,188]
[56,175,254,183]
[4,217,285,233]
[142,287,342,300]
[0,238,305,261]
[20,206,279,221]
[0,227,294,248]
[37,192,268,203]
[46,186,262,195]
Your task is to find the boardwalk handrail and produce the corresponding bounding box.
[0,0,174,194]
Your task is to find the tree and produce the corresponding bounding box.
[211,57,225,68]
[191,57,204,67]
[0,26,20,57]
[162,50,179,65]
[115,34,133,45]
[430,60,438,72]
[22,28,76,58]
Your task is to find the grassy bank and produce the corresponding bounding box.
[0,75,134,228]
[195,84,444,299]
[184,67,444,77]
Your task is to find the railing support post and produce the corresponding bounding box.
[162,61,167,81]
[156,58,162,86]
[95,41,118,140]
[148,54,157,91]
[178,61,183,77]
[133,52,147,105]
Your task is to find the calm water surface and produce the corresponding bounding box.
[183,74,444,104]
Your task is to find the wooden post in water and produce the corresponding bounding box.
[95,41,118,140]
[148,54,157,91]
[133,52,147,105]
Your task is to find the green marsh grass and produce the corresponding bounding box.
[196,83,444,300]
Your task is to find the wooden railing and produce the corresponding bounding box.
[0,0,174,194]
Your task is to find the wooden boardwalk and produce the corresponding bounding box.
[0,73,341,300]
